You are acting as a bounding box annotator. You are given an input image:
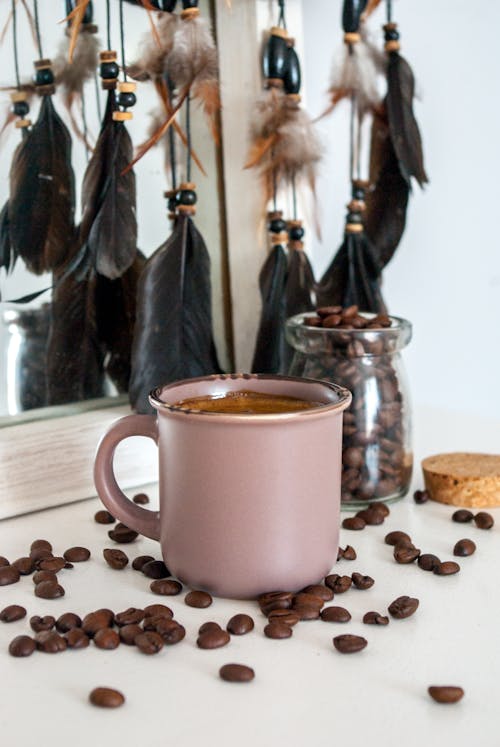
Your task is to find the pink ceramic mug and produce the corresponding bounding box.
[94,373,351,599]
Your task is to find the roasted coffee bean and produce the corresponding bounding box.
[64,562,74,570]
[394,545,420,564]
[320,606,351,623]
[474,512,494,530]
[185,590,213,609]
[317,305,343,317]
[413,489,430,504]
[150,579,182,596]
[294,605,320,621]
[141,560,170,579]
[9,634,36,657]
[267,609,300,626]
[119,624,143,645]
[452,509,474,524]
[219,663,255,683]
[325,574,352,593]
[103,548,129,570]
[0,556,9,567]
[263,622,293,639]
[29,547,53,562]
[30,539,52,553]
[199,621,222,635]
[38,557,66,573]
[63,547,90,563]
[133,492,149,505]
[0,565,20,586]
[65,628,89,649]
[32,570,58,585]
[388,596,419,619]
[0,605,26,622]
[94,628,120,650]
[157,619,185,644]
[434,561,460,576]
[197,628,231,649]
[351,573,375,590]
[355,509,384,526]
[30,615,55,632]
[108,523,138,543]
[115,608,144,627]
[418,554,441,571]
[226,614,254,635]
[333,634,367,653]
[94,510,115,525]
[428,686,464,704]
[342,516,366,531]
[370,501,390,517]
[341,545,357,561]
[132,555,155,572]
[12,557,35,575]
[35,581,65,599]
[143,604,173,619]
[56,613,82,633]
[343,447,364,469]
[258,591,293,616]
[82,610,114,637]
[385,530,412,547]
[453,539,476,557]
[292,592,324,610]
[363,611,389,625]
[36,631,67,653]
[135,631,164,654]
[301,584,334,602]
[89,687,125,708]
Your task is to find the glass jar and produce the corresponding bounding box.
[285,312,413,507]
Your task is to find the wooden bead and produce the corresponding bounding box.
[270,231,288,244]
[34,58,52,70]
[385,40,401,53]
[164,189,177,199]
[15,119,31,129]
[118,81,136,93]
[270,26,289,40]
[112,110,133,121]
[347,200,366,213]
[179,182,196,191]
[343,32,360,44]
[36,84,56,96]
[266,78,284,90]
[100,50,117,62]
[10,91,28,103]
[177,204,196,215]
[101,80,117,91]
[181,7,199,19]
[346,223,363,234]
[286,93,301,104]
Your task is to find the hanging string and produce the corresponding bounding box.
[33,0,43,58]
[349,92,356,182]
[106,0,111,50]
[119,0,127,81]
[277,0,287,30]
[94,72,102,121]
[167,76,177,190]
[386,0,393,24]
[272,167,278,213]
[81,89,89,161]
[185,93,192,183]
[11,0,20,89]
[291,174,297,221]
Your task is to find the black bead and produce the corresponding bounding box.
[384,28,400,41]
[346,211,362,223]
[342,0,367,34]
[35,68,54,86]
[161,0,177,8]
[118,91,136,108]
[66,0,93,22]
[100,61,119,80]
[12,101,29,117]
[269,218,286,233]
[283,46,301,95]
[182,0,198,8]
[289,225,304,241]
[178,189,197,206]
[352,185,365,200]
[167,196,178,212]
[262,33,288,80]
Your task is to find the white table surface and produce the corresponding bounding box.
[0,405,499,747]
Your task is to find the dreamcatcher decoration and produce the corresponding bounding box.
[248,1,321,374]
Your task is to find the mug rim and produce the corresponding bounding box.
[149,373,351,421]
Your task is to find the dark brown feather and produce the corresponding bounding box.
[129,214,221,414]
[80,90,137,279]
[0,201,15,275]
[386,52,428,188]
[282,247,316,371]
[9,95,76,275]
[251,244,288,374]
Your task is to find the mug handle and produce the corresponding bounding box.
[94,414,160,541]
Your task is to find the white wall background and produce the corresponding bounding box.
[302,0,500,421]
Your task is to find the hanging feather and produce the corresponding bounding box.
[0,201,15,276]
[129,211,220,414]
[9,94,76,275]
[127,11,178,81]
[79,89,137,279]
[384,23,428,188]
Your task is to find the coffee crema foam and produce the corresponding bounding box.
[173,389,323,415]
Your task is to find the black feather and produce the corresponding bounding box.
[251,244,288,374]
[282,247,315,371]
[0,201,15,276]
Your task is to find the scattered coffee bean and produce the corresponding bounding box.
[65,628,89,649]
[103,548,129,570]
[428,686,464,704]
[341,545,357,560]
[141,560,170,579]
[301,584,334,602]
[370,502,390,517]
[413,489,430,504]
[418,554,441,571]
[143,604,173,619]
[135,631,164,654]
[35,581,65,599]
[434,561,460,576]
[94,510,115,525]
[293,605,320,621]
[30,539,52,553]
[292,592,324,610]
[30,547,53,562]
[133,492,149,504]
[36,631,67,653]
[258,591,293,616]
[9,634,36,657]
[63,547,91,563]
[219,664,255,683]
[199,621,222,635]
[115,608,144,627]
[56,613,82,633]
[94,628,120,650]
[197,628,231,649]
[12,557,35,575]
[325,574,352,593]
[453,539,476,557]
[342,516,366,531]
[337,547,344,561]
[0,557,9,567]
[363,611,389,625]
[452,509,474,523]
[157,619,186,644]
[64,562,74,570]
[356,509,384,526]
[0,566,20,586]
[351,573,375,590]
[119,624,143,645]
[385,531,411,546]
[388,596,419,619]
[320,606,351,623]
[394,545,421,564]
[226,614,254,635]
[263,622,293,639]
[37,557,66,573]
[474,512,494,530]
[333,634,367,653]
[132,555,155,572]
[108,524,138,544]
[89,687,125,708]
[30,615,56,632]
[0,605,26,623]
[267,609,300,626]
[150,579,182,596]
[82,610,114,637]
[32,570,58,585]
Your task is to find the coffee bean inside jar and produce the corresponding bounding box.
[286,308,413,506]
